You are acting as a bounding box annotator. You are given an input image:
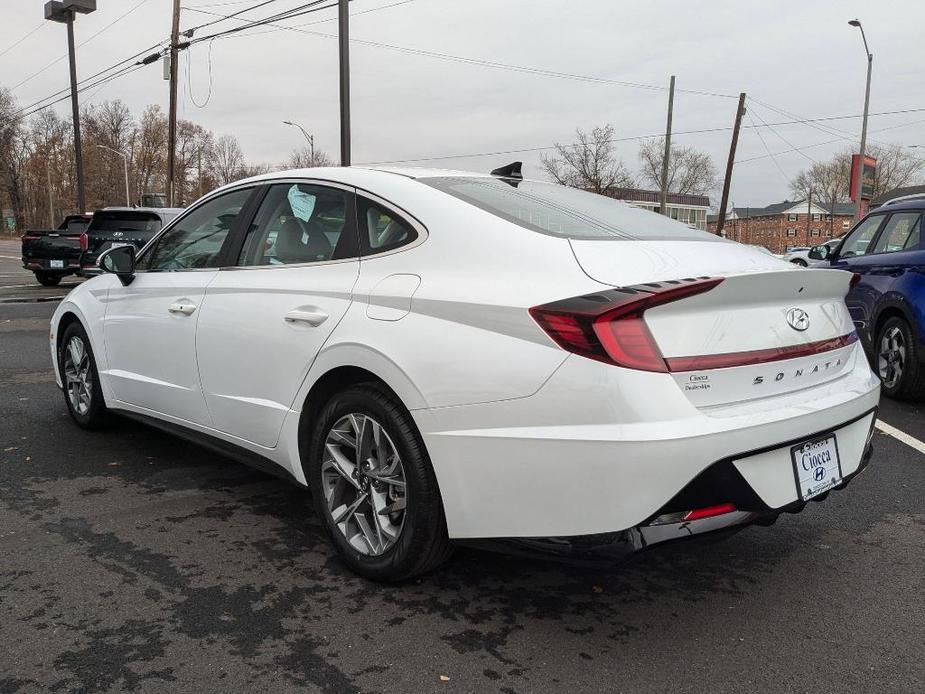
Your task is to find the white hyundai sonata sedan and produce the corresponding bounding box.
[50,164,880,581]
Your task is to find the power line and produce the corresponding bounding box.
[746,112,791,185]
[184,0,279,33]
[186,0,336,41]
[0,22,47,60]
[748,104,817,163]
[182,4,738,98]
[10,0,154,93]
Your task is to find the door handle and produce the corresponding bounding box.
[168,301,197,316]
[284,308,328,326]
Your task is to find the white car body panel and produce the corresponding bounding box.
[49,166,880,543]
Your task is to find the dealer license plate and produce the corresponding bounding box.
[791,434,842,501]
[49,259,64,269]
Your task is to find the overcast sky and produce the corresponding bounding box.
[4,0,925,206]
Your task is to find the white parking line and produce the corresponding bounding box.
[876,420,925,455]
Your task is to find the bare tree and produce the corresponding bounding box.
[863,144,925,197]
[211,134,246,185]
[541,124,635,193]
[286,146,333,169]
[637,137,718,196]
[0,86,29,230]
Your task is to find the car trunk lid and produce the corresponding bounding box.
[568,239,858,406]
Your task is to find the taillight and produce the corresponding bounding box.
[529,277,724,372]
[650,503,738,526]
[79,232,88,252]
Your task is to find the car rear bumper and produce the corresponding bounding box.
[23,259,80,274]
[463,435,873,564]
[418,346,881,539]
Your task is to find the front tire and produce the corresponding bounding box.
[59,322,109,429]
[307,385,452,581]
[35,271,62,286]
[790,258,808,267]
[876,316,925,401]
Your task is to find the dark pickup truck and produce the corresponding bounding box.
[21,214,93,286]
[80,207,184,274]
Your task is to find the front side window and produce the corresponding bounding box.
[420,176,719,241]
[139,188,251,271]
[357,197,417,254]
[838,214,884,259]
[871,212,921,254]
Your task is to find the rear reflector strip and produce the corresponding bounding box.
[650,502,738,526]
[665,331,858,372]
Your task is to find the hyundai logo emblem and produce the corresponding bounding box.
[786,308,810,332]
[813,466,826,482]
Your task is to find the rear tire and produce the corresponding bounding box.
[876,316,925,401]
[35,271,62,286]
[306,384,452,581]
[59,322,109,429]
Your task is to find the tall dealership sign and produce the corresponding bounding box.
[850,155,877,216]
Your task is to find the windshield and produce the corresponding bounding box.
[89,211,163,234]
[420,176,718,241]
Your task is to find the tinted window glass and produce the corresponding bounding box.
[89,211,162,233]
[357,197,417,254]
[238,184,350,266]
[420,176,718,241]
[140,188,251,271]
[63,218,89,234]
[839,215,884,258]
[871,213,921,254]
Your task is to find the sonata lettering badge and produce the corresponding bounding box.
[791,435,842,501]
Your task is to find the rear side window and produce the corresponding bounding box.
[871,212,921,254]
[237,183,356,266]
[420,176,718,241]
[357,197,417,254]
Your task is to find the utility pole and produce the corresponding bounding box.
[197,146,203,198]
[338,0,351,166]
[167,0,181,206]
[715,92,747,237]
[659,75,675,216]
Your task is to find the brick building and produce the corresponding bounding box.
[605,187,711,231]
[707,200,855,253]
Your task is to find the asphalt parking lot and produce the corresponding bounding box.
[1,238,923,693]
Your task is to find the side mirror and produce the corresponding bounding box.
[808,244,830,261]
[98,244,136,285]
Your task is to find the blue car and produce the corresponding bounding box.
[810,200,924,400]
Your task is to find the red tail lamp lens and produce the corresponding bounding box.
[530,278,724,372]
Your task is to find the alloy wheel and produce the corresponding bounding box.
[878,326,906,389]
[63,336,92,415]
[321,413,407,556]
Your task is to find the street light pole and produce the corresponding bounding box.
[96,144,130,207]
[45,2,97,213]
[283,120,315,163]
[849,19,873,222]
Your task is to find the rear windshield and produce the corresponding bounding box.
[420,176,718,241]
[61,217,89,234]
[89,211,163,233]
